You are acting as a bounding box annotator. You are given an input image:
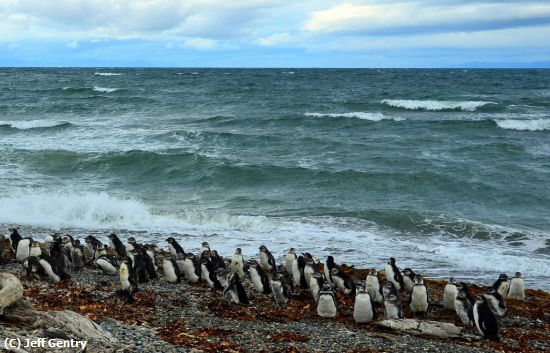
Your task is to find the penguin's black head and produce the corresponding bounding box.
[414,274,424,284]
[235,248,242,254]
[403,268,413,276]
[249,260,258,267]
[202,241,209,247]
[326,256,334,264]
[108,233,117,240]
[456,289,466,299]
[259,245,267,252]
[449,277,455,284]
[485,286,496,294]
[302,252,312,259]
[369,268,377,275]
[475,295,484,304]
[166,237,175,243]
[312,272,322,279]
[74,239,81,246]
[498,274,508,280]
[514,272,522,278]
[289,247,296,253]
[128,237,136,244]
[389,257,396,265]
[122,257,133,265]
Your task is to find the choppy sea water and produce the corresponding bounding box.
[1,68,549,289]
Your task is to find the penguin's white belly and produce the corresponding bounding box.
[163,261,179,283]
[310,281,320,303]
[384,265,400,290]
[497,282,510,297]
[119,264,131,289]
[473,303,483,336]
[29,246,42,258]
[353,294,373,323]
[16,240,31,262]
[303,266,314,287]
[96,258,117,275]
[366,277,383,303]
[184,260,199,282]
[285,255,295,272]
[259,253,269,269]
[230,256,244,277]
[250,270,264,293]
[317,296,337,318]
[443,284,458,309]
[454,299,471,326]
[168,244,177,256]
[484,294,506,317]
[410,286,428,312]
[201,265,214,286]
[39,259,60,283]
[384,302,400,319]
[333,276,348,294]
[403,276,414,292]
[291,261,301,286]
[508,279,525,300]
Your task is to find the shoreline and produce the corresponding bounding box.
[1,235,549,352]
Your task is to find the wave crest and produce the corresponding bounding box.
[305,112,401,121]
[381,99,496,111]
[93,86,118,93]
[0,120,71,130]
[494,119,550,131]
[94,72,122,76]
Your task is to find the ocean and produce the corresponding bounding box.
[1,68,549,289]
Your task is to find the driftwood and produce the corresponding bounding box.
[0,273,119,352]
[377,319,463,339]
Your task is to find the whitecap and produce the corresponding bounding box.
[0,120,69,130]
[93,86,118,93]
[381,99,496,111]
[494,119,550,131]
[305,112,402,121]
[94,72,122,76]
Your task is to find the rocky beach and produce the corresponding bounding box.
[0,234,548,353]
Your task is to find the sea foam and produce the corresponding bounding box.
[93,86,118,93]
[0,120,69,130]
[381,99,496,111]
[94,72,122,76]
[305,112,401,121]
[494,119,550,131]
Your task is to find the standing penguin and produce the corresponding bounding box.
[324,256,337,288]
[454,283,474,326]
[383,281,403,319]
[71,240,85,272]
[366,269,384,304]
[259,245,276,272]
[108,233,127,259]
[199,241,211,259]
[38,254,70,283]
[492,274,510,298]
[167,237,185,256]
[285,248,297,272]
[249,260,271,294]
[162,255,181,283]
[317,283,337,318]
[216,268,230,289]
[473,295,499,341]
[484,287,507,317]
[183,253,201,283]
[84,235,103,263]
[402,268,416,293]
[385,257,404,291]
[201,255,222,289]
[270,272,292,308]
[354,284,374,323]
[309,272,324,303]
[508,272,525,300]
[230,248,246,278]
[223,273,250,304]
[119,257,138,303]
[29,240,42,258]
[292,255,307,289]
[409,275,429,316]
[443,277,458,310]
[10,228,32,263]
[331,267,356,295]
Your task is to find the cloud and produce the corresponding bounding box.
[257,32,292,46]
[66,40,79,48]
[302,2,550,35]
[182,37,217,50]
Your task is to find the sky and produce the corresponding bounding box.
[1,0,550,67]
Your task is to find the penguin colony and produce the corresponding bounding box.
[4,227,527,342]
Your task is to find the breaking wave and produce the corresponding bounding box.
[494,119,550,131]
[0,120,71,130]
[305,112,401,121]
[93,86,118,93]
[381,99,496,111]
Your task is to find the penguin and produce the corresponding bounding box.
[291,254,305,288]
[144,244,160,273]
[385,257,404,291]
[129,248,150,283]
[137,245,157,280]
[183,253,201,283]
[402,268,416,293]
[38,254,70,283]
[285,248,297,272]
[167,237,185,256]
[200,255,222,289]
[29,240,42,258]
[409,274,429,315]
[71,240,85,272]
[309,272,324,303]
[209,250,225,269]
[126,236,137,254]
[223,273,250,304]
[443,277,458,310]
[483,287,507,317]
[473,295,499,341]
[303,255,320,289]
[9,228,32,263]
[108,233,127,258]
[199,241,211,258]
[84,235,103,263]
[259,245,276,271]
[49,236,66,270]
[216,267,230,289]
[354,284,374,323]
[383,281,403,319]
[175,252,187,274]
[317,283,337,318]
[119,257,138,302]
[22,256,45,278]
[324,256,337,288]
[492,274,510,298]
[43,233,54,251]
[230,248,246,278]
[508,272,525,300]
[366,269,384,304]
[331,267,356,295]
[270,271,292,308]
[454,284,474,326]
[249,260,271,294]
[95,255,118,275]
[162,256,181,283]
